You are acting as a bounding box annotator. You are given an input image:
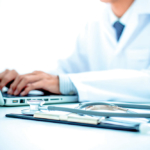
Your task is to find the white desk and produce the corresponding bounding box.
[1,104,150,150]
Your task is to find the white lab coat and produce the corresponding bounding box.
[57,0,150,103]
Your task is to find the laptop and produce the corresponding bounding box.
[0,90,78,106]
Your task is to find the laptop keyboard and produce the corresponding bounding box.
[2,91,44,98]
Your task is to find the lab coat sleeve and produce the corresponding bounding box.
[68,69,150,103]
[59,74,77,95]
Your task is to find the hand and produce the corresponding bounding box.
[0,69,18,90]
[8,71,61,96]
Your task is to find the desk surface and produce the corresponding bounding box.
[1,104,150,150]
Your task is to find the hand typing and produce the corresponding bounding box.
[0,70,61,96]
[0,69,18,90]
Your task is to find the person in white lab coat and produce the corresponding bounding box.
[0,0,150,103]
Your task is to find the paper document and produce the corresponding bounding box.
[34,111,104,125]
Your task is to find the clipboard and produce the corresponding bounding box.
[5,113,139,132]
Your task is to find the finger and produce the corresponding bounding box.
[0,69,9,80]
[0,70,9,90]
[9,71,44,95]
[13,74,43,95]
[0,70,17,90]
[20,80,44,96]
[9,75,23,94]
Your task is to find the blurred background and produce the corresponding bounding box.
[0,0,101,74]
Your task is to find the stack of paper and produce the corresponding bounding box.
[34,111,104,125]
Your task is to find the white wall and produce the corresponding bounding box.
[0,0,101,74]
